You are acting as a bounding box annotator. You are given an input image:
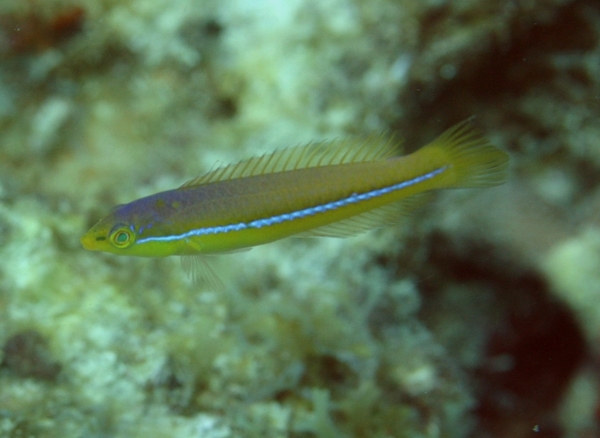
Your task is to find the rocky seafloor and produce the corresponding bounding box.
[0,0,599,437]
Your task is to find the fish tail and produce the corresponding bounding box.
[420,120,509,188]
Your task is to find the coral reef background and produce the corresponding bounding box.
[0,0,599,437]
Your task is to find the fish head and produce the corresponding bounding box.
[81,201,179,257]
[81,208,138,255]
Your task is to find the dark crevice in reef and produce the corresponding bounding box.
[1,330,62,381]
[395,0,600,146]
[413,232,587,437]
[473,290,585,437]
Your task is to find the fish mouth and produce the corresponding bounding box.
[80,232,100,251]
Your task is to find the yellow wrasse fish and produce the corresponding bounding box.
[81,121,508,285]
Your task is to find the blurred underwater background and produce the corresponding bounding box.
[0,0,599,437]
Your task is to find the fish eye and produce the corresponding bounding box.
[109,225,134,248]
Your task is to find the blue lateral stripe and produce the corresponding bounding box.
[136,166,446,244]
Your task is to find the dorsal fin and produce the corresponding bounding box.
[180,134,400,188]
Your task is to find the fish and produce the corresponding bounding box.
[81,121,509,286]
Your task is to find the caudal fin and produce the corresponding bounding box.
[423,120,509,188]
